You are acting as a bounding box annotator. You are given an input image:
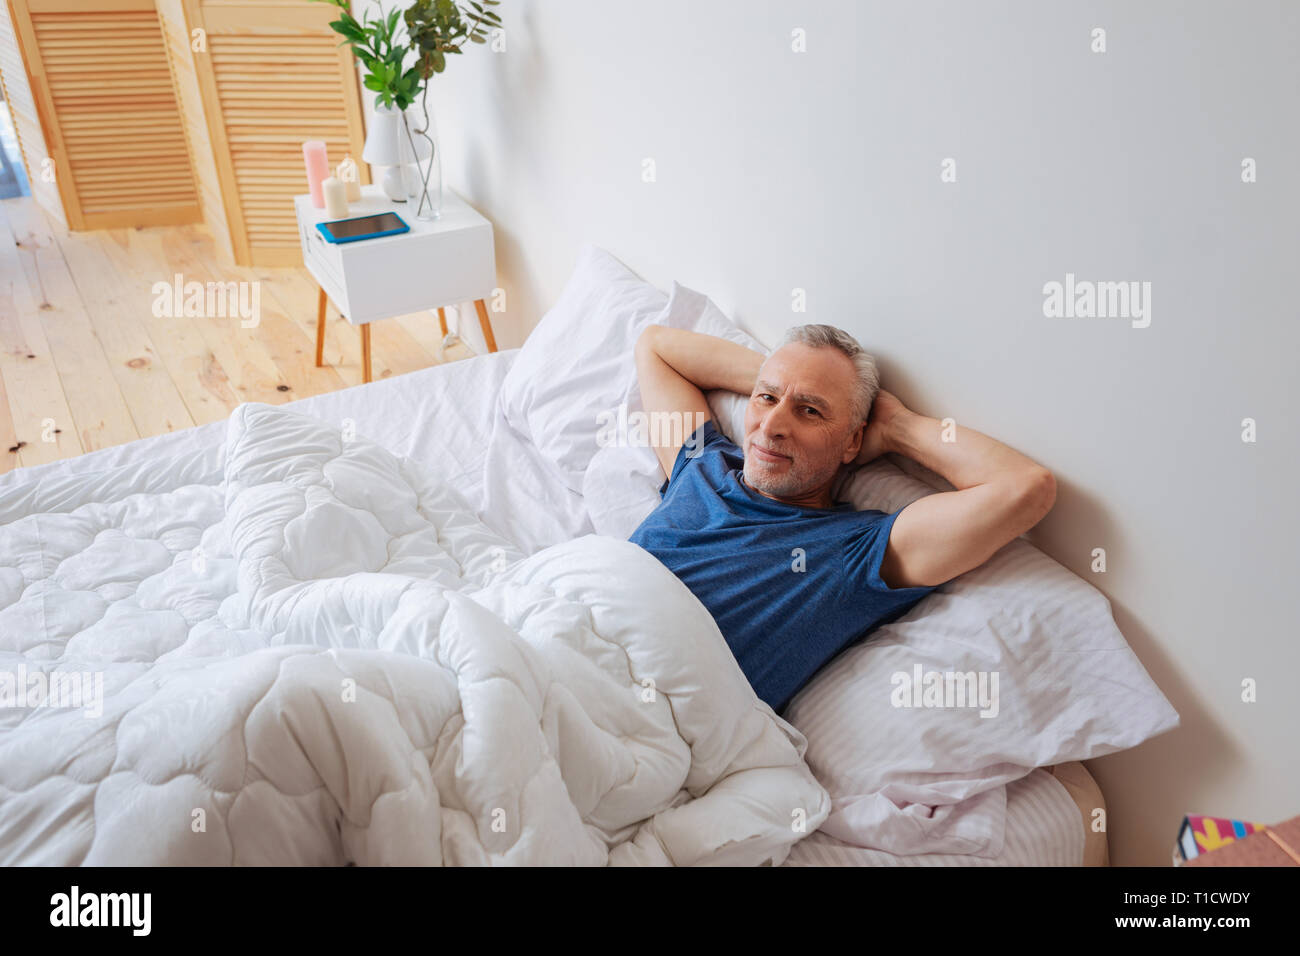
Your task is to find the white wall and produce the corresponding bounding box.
[371,0,1300,865]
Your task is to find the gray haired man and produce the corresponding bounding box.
[628,323,1055,713]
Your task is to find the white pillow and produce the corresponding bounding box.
[656,281,767,444]
[781,459,1181,856]
[583,443,664,539]
[582,281,769,538]
[498,244,668,493]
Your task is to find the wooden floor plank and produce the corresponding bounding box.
[28,205,197,439]
[153,225,312,407]
[0,200,466,479]
[0,200,95,465]
[0,348,23,476]
[255,263,439,385]
[180,227,351,401]
[99,225,242,425]
[360,304,437,381]
[258,268,366,389]
[394,305,453,362]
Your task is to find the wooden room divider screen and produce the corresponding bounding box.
[0,0,65,225]
[1,0,368,263]
[2,0,201,229]
[156,0,370,266]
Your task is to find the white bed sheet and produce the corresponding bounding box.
[781,767,1085,866]
[0,350,518,500]
[0,349,1089,866]
[0,350,593,554]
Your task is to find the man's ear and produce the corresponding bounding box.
[842,422,865,465]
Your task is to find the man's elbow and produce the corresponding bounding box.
[634,324,660,361]
[1021,468,1057,525]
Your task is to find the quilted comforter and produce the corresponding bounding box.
[0,403,829,865]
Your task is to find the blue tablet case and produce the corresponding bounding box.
[316,212,410,244]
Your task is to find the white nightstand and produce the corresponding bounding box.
[294,184,499,382]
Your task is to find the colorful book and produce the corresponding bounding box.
[1173,815,1267,865]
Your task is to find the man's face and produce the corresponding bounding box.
[742,343,863,502]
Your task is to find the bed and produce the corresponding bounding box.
[0,348,1112,866]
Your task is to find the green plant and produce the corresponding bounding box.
[404,0,502,83]
[311,0,422,111]
[312,1,502,110]
[312,1,505,218]
[401,1,502,216]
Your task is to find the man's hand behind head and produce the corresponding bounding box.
[853,389,909,466]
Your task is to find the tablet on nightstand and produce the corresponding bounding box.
[316,211,410,244]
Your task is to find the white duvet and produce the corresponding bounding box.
[0,403,829,865]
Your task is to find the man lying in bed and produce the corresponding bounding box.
[627,324,1056,714]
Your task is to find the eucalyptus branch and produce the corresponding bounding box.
[447,11,488,54]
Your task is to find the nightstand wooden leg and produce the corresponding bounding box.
[474,299,498,353]
[437,307,448,338]
[360,323,372,383]
[315,286,327,367]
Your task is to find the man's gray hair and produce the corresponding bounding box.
[780,324,880,428]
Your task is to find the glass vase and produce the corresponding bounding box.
[401,104,442,222]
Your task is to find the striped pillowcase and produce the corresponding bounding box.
[782,457,1180,856]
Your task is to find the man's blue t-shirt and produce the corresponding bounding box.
[627,420,940,714]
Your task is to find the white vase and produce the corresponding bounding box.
[386,162,422,201]
[366,104,440,215]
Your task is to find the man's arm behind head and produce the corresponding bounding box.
[633,326,766,479]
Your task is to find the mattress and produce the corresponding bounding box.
[0,349,1106,866]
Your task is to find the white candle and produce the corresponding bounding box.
[322,176,348,219]
[336,156,362,202]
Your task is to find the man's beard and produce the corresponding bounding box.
[743,454,827,500]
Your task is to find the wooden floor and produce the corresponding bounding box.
[0,195,461,478]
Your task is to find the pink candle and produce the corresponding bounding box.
[303,140,330,208]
